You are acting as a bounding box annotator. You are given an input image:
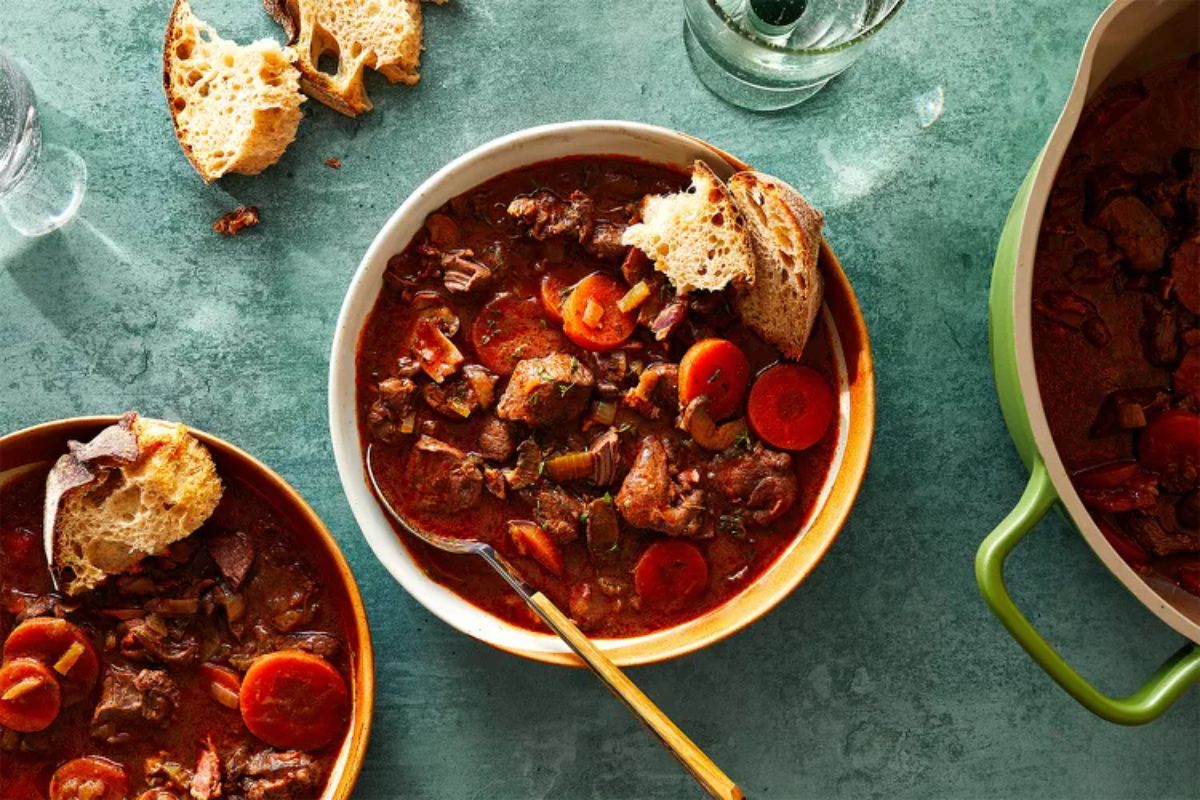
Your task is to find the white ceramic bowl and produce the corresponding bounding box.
[329,121,876,666]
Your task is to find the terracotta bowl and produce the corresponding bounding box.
[329,121,876,666]
[0,416,374,799]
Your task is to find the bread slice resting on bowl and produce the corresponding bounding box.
[44,412,224,596]
[623,162,826,359]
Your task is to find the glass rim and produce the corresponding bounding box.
[701,0,908,55]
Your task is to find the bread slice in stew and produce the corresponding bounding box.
[622,160,756,294]
[45,413,223,596]
[727,170,825,359]
[164,0,305,182]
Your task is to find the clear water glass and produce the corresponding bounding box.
[0,50,86,237]
[684,0,906,111]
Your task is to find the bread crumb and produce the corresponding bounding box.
[325,157,342,169]
[213,206,261,236]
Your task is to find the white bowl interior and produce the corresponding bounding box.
[1012,0,1200,643]
[329,121,851,661]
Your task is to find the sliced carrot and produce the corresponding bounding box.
[240,650,349,751]
[1139,409,1200,478]
[747,364,835,451]
[199,662,242,710]
[0,658,61,732]
[561,273,637,352]
[678,339,750,420]
[508,521,564,576]
[471,293,569,375]
[3,617,99,706]
[49,757,128,800]
[633,541,708,608]
[539,268,588,324]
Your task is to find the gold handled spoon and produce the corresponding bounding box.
[366,445,744,800]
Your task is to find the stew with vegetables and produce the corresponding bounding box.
[0,465,355,799]
[356,155,840,637]
[1032,55,1200,596]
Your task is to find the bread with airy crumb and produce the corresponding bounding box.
[164,0,304,182]
[265,0,426,117]
[728,170,825,359]
[621,161,756,295]
[47,414,223,596]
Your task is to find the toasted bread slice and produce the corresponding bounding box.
[164,0,304,182]
[45,413,223,596]
[265,0,426,116]
[622,161,756,295]
[727,171,825,359]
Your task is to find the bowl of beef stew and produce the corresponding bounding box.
[0,416,373,798]
[330,121,876,666]
[978,0,1200,724]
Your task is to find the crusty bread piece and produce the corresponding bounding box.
[265,0,426,117]
[622,161,756,294]
[46,413,223,596]
[164,0,304,182]
[727,170,825,359]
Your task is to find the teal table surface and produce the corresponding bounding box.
[2,1,1197,797]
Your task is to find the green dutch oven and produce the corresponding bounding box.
[977,0,1200,725]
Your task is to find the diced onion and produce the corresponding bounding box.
[1,676,45,701]
[54,641,85,676]
[209,681,240,710]
[582,298,605,328]
[544,451,595,482]
[617,281,651,313]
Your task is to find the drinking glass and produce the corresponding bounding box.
[683,0,906,111]
[0,50,86,237]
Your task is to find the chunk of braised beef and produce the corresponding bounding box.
[507,189,594,243]
[477,415,516,462]
[422,365,499,420]
[532,486,584,544]
[276,631,342,661]
[496,354,594,427]
[1093,194,1169,272]
[584,221,628,260]
[265,569,319,633]
[118,616,200,667]
[240,750,322,800]
[1174,346,1200,400]
[568,582,615,631]
[1089,387,1171,438]
[192,739,223,800]
[7,593,77,623]
[503,439,542,491]
[406,435,483,513]
[205,530,255,590]
[1170,234,1200,314]
[421,246,494,295]
[367,376,418,444]
[483,466,507,499]
[708,443,798,526]
[1034,289,1097,330]
[1086,166,1139,210]
[621,247,651,285]
[1141,297,1181,366]
[623,362,678,420]
[616,436,705,537]
[1126,502,1200,556]
[91,668,180,744]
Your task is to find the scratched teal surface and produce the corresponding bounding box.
[1,1,1197,797]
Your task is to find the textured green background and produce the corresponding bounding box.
[2,0,1198,797]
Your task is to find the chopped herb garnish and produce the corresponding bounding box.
[707,368,722,384]
[602,491,613,504]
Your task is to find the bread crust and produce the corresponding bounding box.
[728,171,825,360]
[46,412,224,596]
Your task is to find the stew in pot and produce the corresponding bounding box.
[356,156,839,637]
[1032,55,1200,596]
[0,465,356,799]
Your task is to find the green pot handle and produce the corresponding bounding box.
[976,458,1200,725]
